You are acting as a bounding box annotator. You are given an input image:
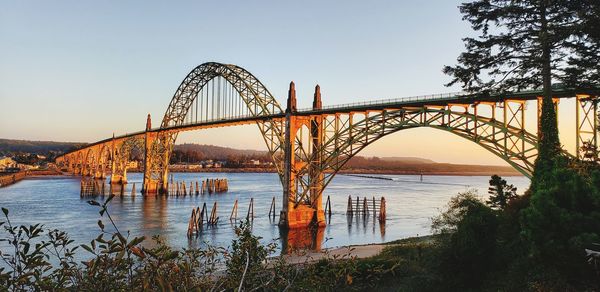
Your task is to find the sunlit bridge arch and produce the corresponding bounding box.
[316,107,548,190]
[142,62,287,191]
[53,61,598,229]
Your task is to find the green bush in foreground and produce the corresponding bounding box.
[0,195,376,291]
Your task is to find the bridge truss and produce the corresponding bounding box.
[55,62,599,229]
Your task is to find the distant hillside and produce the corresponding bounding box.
[172,143,519,175]
[380,156,436,164]
[343,156,519,175]
[0,139,520,175]
[172,143,268,161]
[0,138,84,155]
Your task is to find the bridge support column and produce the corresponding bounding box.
[81,166,89,177]
[279,82,325,229]
[109,135,128,184]
[309,85,325,227]
[142,114,159,195]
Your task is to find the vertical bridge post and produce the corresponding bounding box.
[279,82,326,229]
[142,114,158,195]
[310,85,325,226]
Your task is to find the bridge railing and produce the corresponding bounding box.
[155,112,285,132]
[297,91,467,112]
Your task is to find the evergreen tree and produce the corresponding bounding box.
[487,175,518,210]
[443,0,591,174]
[563,0,600,89]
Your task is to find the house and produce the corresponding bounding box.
[0,157,16,171]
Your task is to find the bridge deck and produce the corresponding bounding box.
[297,87,594,115]
[58,87,597,157]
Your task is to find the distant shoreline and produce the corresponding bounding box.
[125,167,523,177]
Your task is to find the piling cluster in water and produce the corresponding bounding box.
[80,180,136,197]
[168,178,229,196]
[346,195,386,223]
[187,197,259,238]
[80,179,106,197]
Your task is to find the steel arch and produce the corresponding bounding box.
[144,62,287,191]
[317,107,573,189]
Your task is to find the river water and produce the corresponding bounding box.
[0,172,529,255]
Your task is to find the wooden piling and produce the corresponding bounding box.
[246,198,254,221]
[200,203,207,230]
[378,197,386,223]
[372,196,376,217]
[347,195,353,215]
[195,181,199,195]
[209,202,218,225]
[230,199,238,220]
[325,195,332,217]
[187,208,197,237]
[194,207,201,234]
[268,197,276,219]
[131,183,136,196]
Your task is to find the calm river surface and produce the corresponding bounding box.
[0,172,529,254]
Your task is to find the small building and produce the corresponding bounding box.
[188,164,202,170]
[0,157,17,171]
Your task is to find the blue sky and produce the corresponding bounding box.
[2,1,550,165]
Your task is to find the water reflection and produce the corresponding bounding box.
[280,227,325,253]
[0,173,530,256]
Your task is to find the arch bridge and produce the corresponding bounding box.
[55,62,599,229]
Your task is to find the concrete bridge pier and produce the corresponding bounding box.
[279,82,326,229]
[141,114,169,195]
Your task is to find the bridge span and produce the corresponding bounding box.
[55,62,598,229]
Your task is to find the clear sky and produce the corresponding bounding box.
[0,1,580,165]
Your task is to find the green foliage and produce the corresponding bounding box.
[0,207,79,291]
[563,0,600,89]
[0,198,381,291]
[443,0,585,93]
[521,157,600,274]
[224,221,276,290]
[487,175,518,210]
[432,191,499,290]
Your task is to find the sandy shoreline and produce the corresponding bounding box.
[283,243,388,264]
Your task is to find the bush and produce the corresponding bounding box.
[431,191,498,290]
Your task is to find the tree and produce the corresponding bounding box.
[563,0,600,89]
[487,175,518,210]
[443,0,595,174]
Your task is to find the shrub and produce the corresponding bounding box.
[432,191,498,290]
